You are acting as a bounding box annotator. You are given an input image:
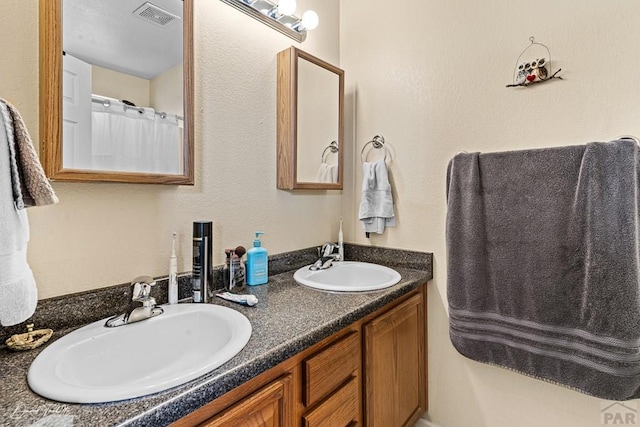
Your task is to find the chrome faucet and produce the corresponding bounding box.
[310,242,342,271]
[105,276,164,328]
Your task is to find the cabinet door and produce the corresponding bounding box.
[200,374,293,427]
[364,293,426,427]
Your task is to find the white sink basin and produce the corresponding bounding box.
[28,303,252,403]
[294,261,401,292]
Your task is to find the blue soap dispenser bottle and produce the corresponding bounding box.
[247,232,268,285]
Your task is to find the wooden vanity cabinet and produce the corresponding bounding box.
[199,374,293,427]
[172,284,426,427]
[364,293,427,427]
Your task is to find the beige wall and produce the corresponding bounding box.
[93,62,183,113]
[0,0,341,299]
[92,65,150,107]
[341,0,640,426]
[150,63,183,115]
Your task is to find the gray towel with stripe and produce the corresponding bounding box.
[446,139,640,400]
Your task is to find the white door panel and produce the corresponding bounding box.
[62,53,92,169]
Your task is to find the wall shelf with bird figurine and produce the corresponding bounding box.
[506,37,563,88]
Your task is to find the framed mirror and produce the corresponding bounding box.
[277,47,344,190]
[39,0,194,184]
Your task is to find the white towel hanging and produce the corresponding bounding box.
[358,158,396,237]
[0,101,37,326]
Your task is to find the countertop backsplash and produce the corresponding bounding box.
[1,244,431,343]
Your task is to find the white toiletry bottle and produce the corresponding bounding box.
[168,232,178,304]
[247,232,268,285]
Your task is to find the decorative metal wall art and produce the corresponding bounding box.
[507,37,563,88]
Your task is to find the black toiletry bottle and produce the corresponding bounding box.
[192,221,213,303]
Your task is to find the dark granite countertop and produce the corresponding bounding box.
[0,245,432,427]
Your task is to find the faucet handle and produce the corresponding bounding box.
[131,276,156,301]
[321,242,336,257]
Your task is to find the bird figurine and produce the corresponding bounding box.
[532,57,549,81]
[515,63,528,85]
[517,58,549,85]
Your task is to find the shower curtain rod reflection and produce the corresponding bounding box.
[91,97,184,121]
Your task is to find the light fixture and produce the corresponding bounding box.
[295,10,319,31]
[220,0,318,42]
[276,0,296,16]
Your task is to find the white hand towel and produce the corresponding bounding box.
[358,159,396,235]
[315,162,339,183]
[0,101,37,326]
[0,249,37,326]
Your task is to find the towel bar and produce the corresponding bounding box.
[615,135,640,147]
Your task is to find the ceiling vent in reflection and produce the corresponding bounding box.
[132,2,181,27]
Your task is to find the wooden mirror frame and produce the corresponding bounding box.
[38,0,194,185]
[277,47,344,190]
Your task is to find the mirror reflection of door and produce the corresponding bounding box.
[296,57,340,183]
[62,53,92,168]
[62,0,184,174]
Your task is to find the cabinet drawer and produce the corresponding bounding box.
[303,331,360,407]
[303,377,359,427]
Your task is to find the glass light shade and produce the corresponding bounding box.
[301,10,319,30]
[278,0,297,16]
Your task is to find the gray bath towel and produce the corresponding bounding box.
[446,139,640,400]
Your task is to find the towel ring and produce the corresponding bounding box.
[361,135,388,162]
[321,140,339,162]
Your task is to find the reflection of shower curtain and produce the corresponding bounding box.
[153,114,181,174]
[89,99,181,174]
